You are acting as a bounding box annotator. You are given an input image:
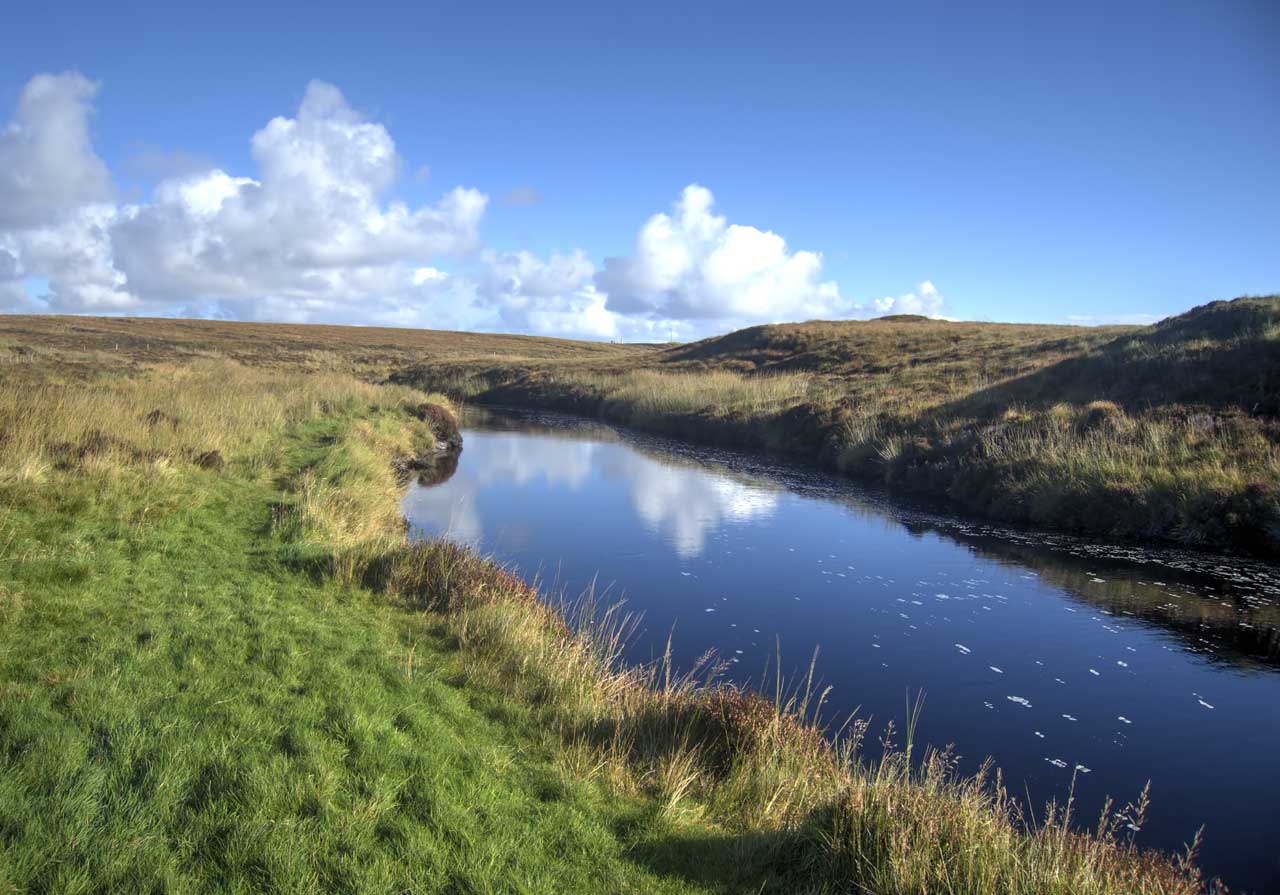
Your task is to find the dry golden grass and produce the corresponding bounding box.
[0,357,434,486]
[396,297,1280,553]
[4,298,1276,550]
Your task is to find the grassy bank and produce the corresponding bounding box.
[393,296,1280,555]
[0,355,1215,892]
[5,298,1273,552]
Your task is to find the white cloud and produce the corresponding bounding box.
[0,73,943,336]
[108,80,487,315]
[0,72,112,230]
[0,249,23,310]
[873,280,946,318]
[0,75,488,317]
[0,72,132,312]
[14,204,133,310]
[475,249,620,339]
[0,246,30,311]
[597,184,855,327]
[460,190,948,339]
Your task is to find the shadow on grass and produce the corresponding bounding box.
[930,297,1280,419]
[626,827,811,894]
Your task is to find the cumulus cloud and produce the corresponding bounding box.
[0,74,487,317]
[109,81,486,314]
[0,72,132,311]
[469,187,947,338]
[0,72,943,336]
[0,248,30,311]
[0,72,112,230]
[597,185,855,327]
[477,249,608,335]
[874,280,946,317]
[16,205,133,310]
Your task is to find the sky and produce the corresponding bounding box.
[1,0,1277,341]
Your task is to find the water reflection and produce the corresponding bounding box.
[406,434,598,545]
[430,408,1280,669]
[408,412,779,558]
[403,408,1280,891]
[941,533,1280,669]
[603,457,778,558]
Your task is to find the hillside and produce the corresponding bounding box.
[0,314,652,385]
[3,297,1276,552]
[394,296,1280,553]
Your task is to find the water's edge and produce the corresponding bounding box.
[403,406,1280,891]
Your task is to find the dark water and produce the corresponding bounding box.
[403,409,1280,892]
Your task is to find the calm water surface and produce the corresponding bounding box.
[404,409,1280,892]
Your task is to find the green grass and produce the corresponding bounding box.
[0,409,719,894]
[0,358,1216,894]
[3,306,1253,894]
[0,357,1217,894]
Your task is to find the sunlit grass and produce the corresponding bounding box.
[0,353,1216,893]
[398,296,1280,552]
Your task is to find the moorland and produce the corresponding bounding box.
[1,299,1269,892]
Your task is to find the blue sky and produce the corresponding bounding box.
[1,0,1276,338]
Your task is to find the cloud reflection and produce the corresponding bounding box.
[615,456,778,557]
[402,434,599,545]
[404,428,778,557]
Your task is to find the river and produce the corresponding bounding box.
[403,408,1280,892]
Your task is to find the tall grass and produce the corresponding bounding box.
[7,297,1274,549]
[268,401,1213,893]
[597,369,823,417]
[853,400,1280,547]
[0,358,427,485]
[399,296,1280,553]
[352,542,1215,893]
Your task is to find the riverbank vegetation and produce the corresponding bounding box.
[0,346,1217,892]
[393,296,1280,554]
[4,296,1274,553]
